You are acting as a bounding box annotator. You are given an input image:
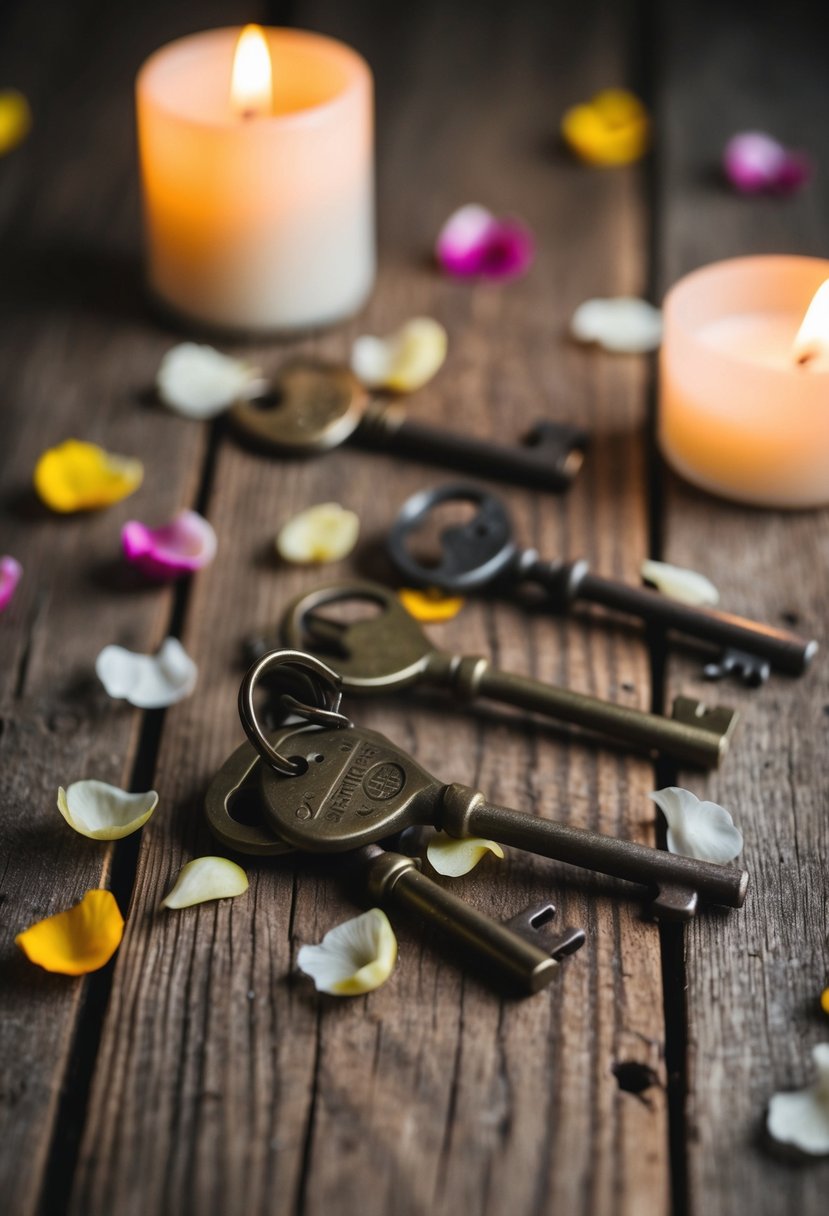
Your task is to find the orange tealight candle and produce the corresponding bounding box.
[659,256,829,508]
[136,26,375,333]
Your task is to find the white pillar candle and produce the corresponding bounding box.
[136,26,375,333]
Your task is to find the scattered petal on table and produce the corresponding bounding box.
[351,317,448,392]
[0,89,31,156]
[723,132,811,196]
[398,587,465,623]
[297,908,397,995]
[276,502,360,564]
[95,637,197,708]
[436,203,535,280]
[15,889,124,975]
[0,556,22,611]
[571,297,663,353]
[821,988,829,1017]
[34,440,143,513]
[427,831,505,877]
[641,559,719,606]
[161,857,249,909]
[156,343,267,419]
[122,509,217,580]
[561,89,650,166]
[767,1044,829,1156]
[650,787,743,863]
[58,781,158,841]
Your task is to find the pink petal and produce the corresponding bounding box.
[0,556,22,611]
[435,204,535,280]
[723,132,812,195]
[121,510,217,581]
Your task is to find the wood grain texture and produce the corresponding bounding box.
[656,2,829,1212]
[67,2,669,1214]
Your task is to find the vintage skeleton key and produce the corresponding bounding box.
[230,360,587,492]
[388,483,819,685]
[205,734,584,993]
[237,659,748,921]
[275,580,738,768]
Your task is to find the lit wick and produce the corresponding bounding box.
[793,278,829,370]
[231,24,273,121]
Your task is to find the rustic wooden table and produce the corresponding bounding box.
[1,1,827,1213]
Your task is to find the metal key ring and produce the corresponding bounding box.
[238,649,352,776]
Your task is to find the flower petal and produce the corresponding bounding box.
[298,908,397,995]
[427,832,505,877]
[723,132,812,196]
[57,781,158,840]
[156,343,267,419]
[95,637,197,708]
[34,440,143,513]
[15,889,124,975]
[562,89,650,166]
[161,857,249,909]
[398,587,465,623]
[351,317,448,392]
[0,89,31,156]
[436,204,534,280]
[571,297,662,353]
[650,787,743,863]
[641,559,719,606]
[0,556,22,611]
[276,502,360,564]
[122,509,217,580]
[822,989,829,1017]
[767,1044,829,1156]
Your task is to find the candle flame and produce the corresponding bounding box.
[793,279,829,367]
[231,25,273,119]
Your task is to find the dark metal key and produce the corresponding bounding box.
[205,737,584,993]
[230,360,587,492]
[388,482,819,684]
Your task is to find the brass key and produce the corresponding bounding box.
[276,580,739,769]
[205,734,584,994]
[230,360,587,492]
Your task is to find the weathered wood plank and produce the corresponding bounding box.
[71,3,669,1215]
[656,3,829,1212]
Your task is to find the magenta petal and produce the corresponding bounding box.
[476,219,535,280]
[121,510,217,581]
[436,204,535,280]
[0,556,22,611]
[723,132,811,195]
[772,151,812,194]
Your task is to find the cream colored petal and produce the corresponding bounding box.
[351,317,448,392]
[276,502,360,564]
[427,832,505,877]
[641,559,719,606]
[157,343,266,419]
[95,637,197,708]
[571,297,662,353]
[767,1044,829,1156]
[161,857,249,909]
[297,908,397,995]
[650,787,743,863]
[58,781,158,840]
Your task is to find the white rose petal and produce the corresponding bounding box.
[161,857,249,909]
[57,780,158,840]
[571,297,663,353]
[768,1044,829,1156]
[427,832,505,877]
[351,317,448,392]
[641,559,719,606]
[156,343,267,419]
[276,502,360,564]
[650,787,743,863]
[95,637,197,708]
[297,908,397,995]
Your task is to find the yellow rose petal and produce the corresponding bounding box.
[57,781,158,841]
[161,857,249,909]
[0,89,31,156]
[34,440,143,513]
[561,89,649,166]
[398,587,465,623]
[351,317,448,393]
[427,832,505,878]
[15,889,124,975]
[276,502,360,564]
[297,908,398,995]
[821,987,829,1016]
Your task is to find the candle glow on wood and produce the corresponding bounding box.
[793,279,829,367]
[230,24,273,118]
